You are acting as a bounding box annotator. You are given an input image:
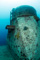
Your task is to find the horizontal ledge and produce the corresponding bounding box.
[6,25,15,29]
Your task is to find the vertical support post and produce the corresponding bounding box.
[10,12,12,25]
[10,12,11,25]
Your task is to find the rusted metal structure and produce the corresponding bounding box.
[6,5,40,60]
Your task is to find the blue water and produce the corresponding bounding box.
[0,18,9,45]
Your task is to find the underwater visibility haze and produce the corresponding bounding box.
[0,0,40,60]
[0,0,40,45]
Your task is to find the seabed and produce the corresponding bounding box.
[0,45,14,60]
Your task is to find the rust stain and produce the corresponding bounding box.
[15,32,20,39]
[6,25,15,29]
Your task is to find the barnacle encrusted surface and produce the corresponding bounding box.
[6,5,40,60]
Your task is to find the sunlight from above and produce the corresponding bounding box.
[0,0,40,18]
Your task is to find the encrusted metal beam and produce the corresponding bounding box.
[6,25,15,29]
